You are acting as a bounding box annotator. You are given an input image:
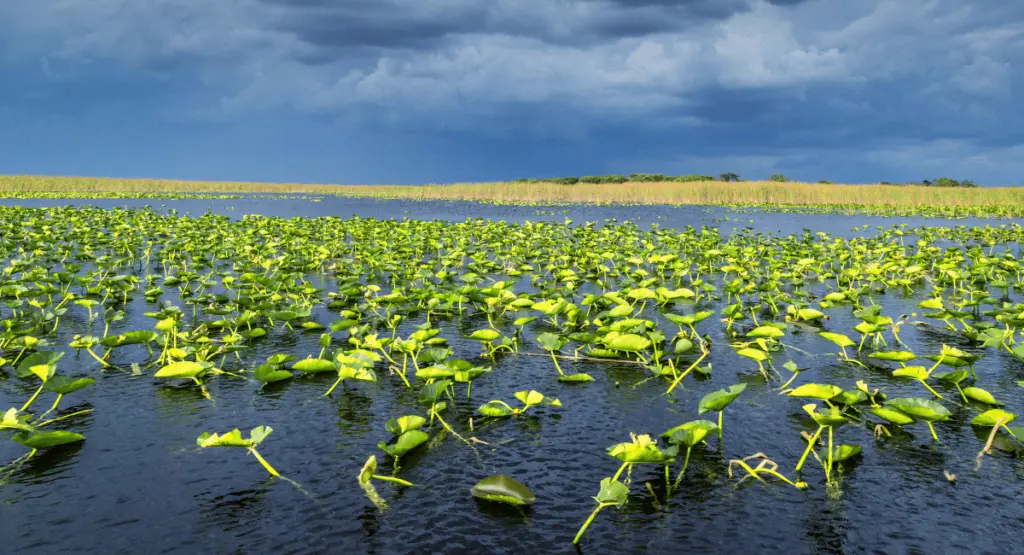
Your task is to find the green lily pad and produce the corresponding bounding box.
[471,475,536,506]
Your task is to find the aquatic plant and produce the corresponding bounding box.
[471,475,535,506]
[661,419,717,489]
[698,384,746,442]
[358,455,415,511]
[477,390,562,418]
[196,425,281,477]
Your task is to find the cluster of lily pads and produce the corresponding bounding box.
[2,205,1024,546]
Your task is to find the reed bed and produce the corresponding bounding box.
[1,174,1022,208]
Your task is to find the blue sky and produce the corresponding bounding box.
[1,0,1022,185]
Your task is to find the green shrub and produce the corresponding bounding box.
[629,173,668,182]
[671,174,716,182]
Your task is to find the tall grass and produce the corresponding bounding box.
[1,174,1022,208]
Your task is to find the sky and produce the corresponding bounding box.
[1,0,1022,185]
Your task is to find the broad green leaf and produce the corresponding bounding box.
[595,477,629,506]
[471,475,536,506]
[736,347,769,362]
[253,364,293,384]
[16,351,63,379]
[970,409,1017,427]
[379,430,430,457]
[606,334,651,352]
[892,366,929,380]
[607,434,677,464]
[13,430,85,450]
[419,379,452,404]
[469,329,500,342]
[559,373,594,382]
[698,384,746,414]
[197,429,252,448]
[477,400,515,417]
[674,337,694,354]
[886,398,951,422]
[825,443,862,462]
[869,351,917,362]
[249,425,273,445]
[43,376,95,395]
[414,365,456,380]
[870,407,915,425]
[385,415,427,435]
[0,408,34,432]
[963,387,1001,406]
[747,326,784,339]
[788,383,842,401]
[536,332,568,351]
[154,361,208,379]
[291,358,336,373]
[803,403,849,426]
[819,332,854,348]
[934,370,969,384]
[662,420,718,446]
[796,308,825,321]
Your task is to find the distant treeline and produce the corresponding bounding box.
[511,173,980,187]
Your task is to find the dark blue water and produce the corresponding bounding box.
[0,195,1003,238]
[0,199,1022,555]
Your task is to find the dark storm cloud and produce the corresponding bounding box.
[256,0,812,55]
[3,0,1024,184]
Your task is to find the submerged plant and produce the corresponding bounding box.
[358,454,415,511]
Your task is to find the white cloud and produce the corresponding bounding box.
[713,2,852,88]
[950,55,1011,96]
[0,0,1020,130]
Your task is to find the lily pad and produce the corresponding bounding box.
[471,475,535,506]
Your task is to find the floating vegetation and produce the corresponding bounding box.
[3,202,1024,548]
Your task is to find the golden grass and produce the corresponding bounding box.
[1,174,1022,208]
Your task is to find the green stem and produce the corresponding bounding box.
[250,448,280,477]
[324,376,345,397]
[795,426,824,472]
[611,462,630,483]
[550,351,564,376]
[373,474,414,487]
[85,347,112,368]
[20,384,45,412]
[926,421,939,442]
[673,447,692,489]
[919,379,943,399]
[825,425,834,483]
[35,409,93,428]
[955,384,969,404]
[573,504,607,545]
[666,349,708,394]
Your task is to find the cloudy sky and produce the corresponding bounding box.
[1,0,1021,185]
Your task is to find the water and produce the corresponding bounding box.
[0,195,1004,237]
[1,198,1023,555]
